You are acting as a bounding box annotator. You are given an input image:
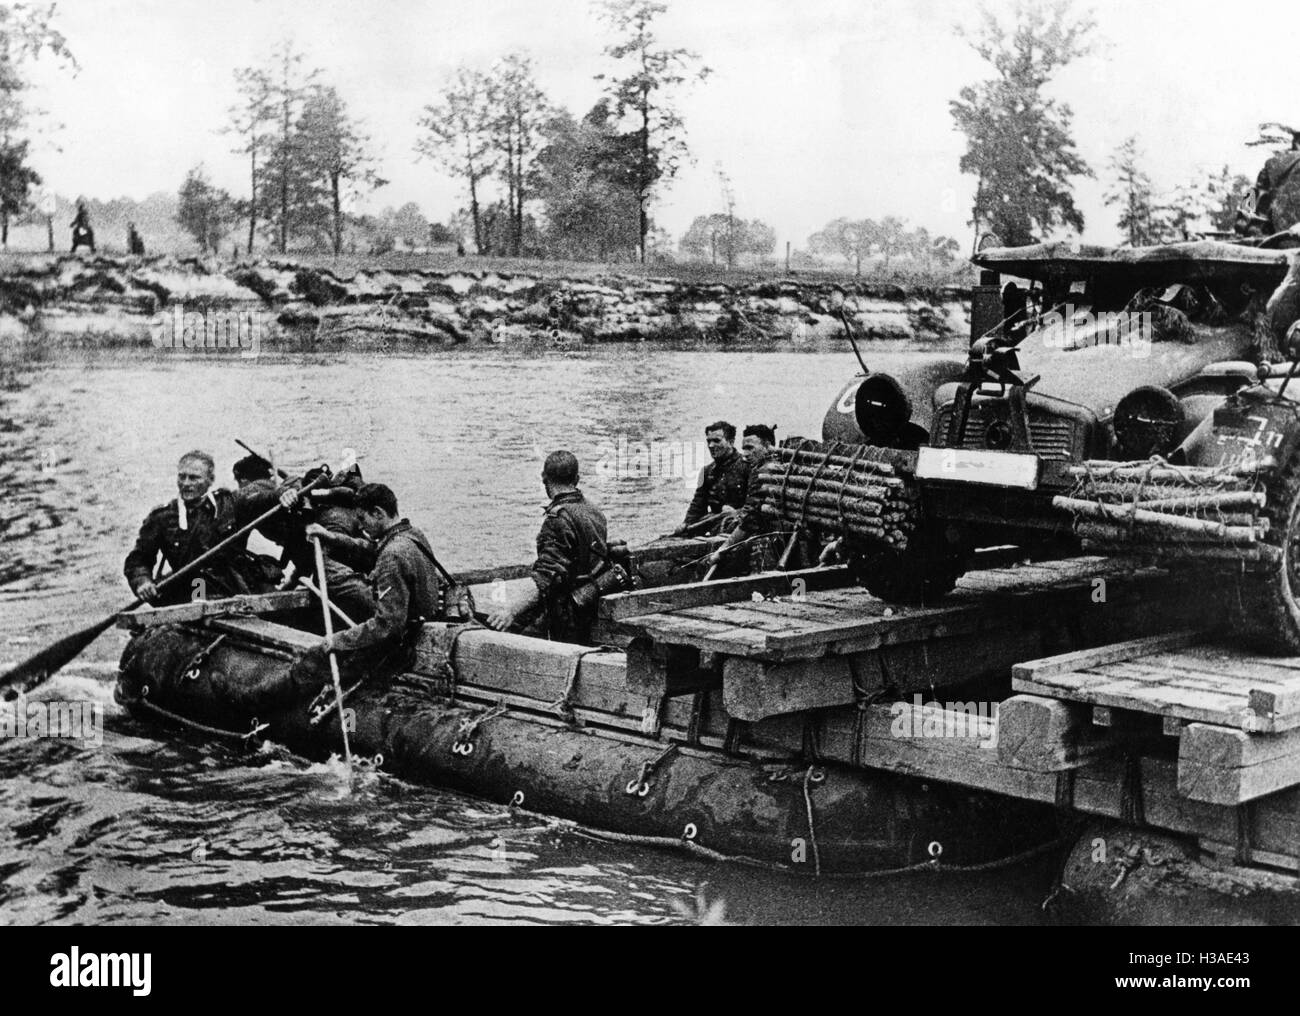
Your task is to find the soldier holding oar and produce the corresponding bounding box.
[233,483,448,715]
[0,466,332,701]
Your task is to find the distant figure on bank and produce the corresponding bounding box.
[127,221,145,256]
[70,202,95,253]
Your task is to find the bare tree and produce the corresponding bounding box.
[224,66,274,254]
[417,67,496,253]
[596,0,710,263]
[298,85,386,255]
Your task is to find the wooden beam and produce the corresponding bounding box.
[117,590,312,630]
[599,565,851,621]
[722,655,856,721]
[996,694,1111,771]
[624,637,714,698]
[413,627,643,721]
[1012,629,1202,682]
[746,703,1300,864]
[1178,722,1300,805]
[206,615,319,651]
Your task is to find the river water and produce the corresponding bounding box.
[0,344,1056,925]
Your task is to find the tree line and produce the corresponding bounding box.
[4,1,1291,264]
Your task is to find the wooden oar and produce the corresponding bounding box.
[0,469,331,700]
[310,535,352,771]
[236,438,290,480]
[660,511,727,539]
[298,574,357,629]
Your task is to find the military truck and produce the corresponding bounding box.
[813,236,1300,651]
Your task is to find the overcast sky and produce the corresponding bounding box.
[18,0,1299,251]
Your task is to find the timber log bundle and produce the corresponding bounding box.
[1057,460,1276,563]
[757,440,919,550]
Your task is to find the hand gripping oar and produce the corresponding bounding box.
[0,469,332,700]
[310,535,353,771]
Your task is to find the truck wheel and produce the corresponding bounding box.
[1235,457,1300,653]
[847,525,966,606]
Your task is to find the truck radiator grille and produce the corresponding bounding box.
[933,407,1079,461]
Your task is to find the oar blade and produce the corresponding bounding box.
[0,615,117,699]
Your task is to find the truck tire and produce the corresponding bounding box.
[1234,454,1300,653]
[847,524,966,606]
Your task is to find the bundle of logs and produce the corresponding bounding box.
[756,439,919,551]
[1056,460,1277,563]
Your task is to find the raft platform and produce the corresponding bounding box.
[118,551,1300,875]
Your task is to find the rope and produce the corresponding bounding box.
[777,438,817,523]
[550,647,607,724]
[626,741,679,796]
[802,764,822,876]
[794,441,841,532]
[452,702,509,754]
[127,694,267,745]
[836,444,868,536]
[564,822,1073,880]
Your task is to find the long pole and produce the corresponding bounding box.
[311,536,352,770]
[1,470,331,698]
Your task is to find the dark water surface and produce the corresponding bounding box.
[0,345,1054,925]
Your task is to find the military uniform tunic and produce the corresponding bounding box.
[683,448,749,530]
[531,490,609,644]
[330,519,442,659]
[123,485,282,604]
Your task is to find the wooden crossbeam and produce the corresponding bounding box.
[599,565,851,621]
[1178,722,1300,805]
[116,590,312,630]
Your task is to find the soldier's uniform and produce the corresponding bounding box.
[123,486,282,604]
[313,501,376,621]
[329,519,442,661]
[683,448,749,532]
[1254,151,1300,234]
[712,445,779,577]
[532,490,609,644]
[258,519,443,712]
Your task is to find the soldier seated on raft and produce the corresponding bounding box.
[299,463,377,622]
[673,421,749,538]
[123,450,300,606]
[705,423,781,576]
[229,455,376,623]
[235,483,448,713]
[486,450,630,645]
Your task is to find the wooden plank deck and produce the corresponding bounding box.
[1012,638,1300,733]
[613,557,1189,664]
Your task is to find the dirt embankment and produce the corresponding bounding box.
[0,254,972,349]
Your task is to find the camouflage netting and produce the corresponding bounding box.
[1056,458,1276,564]
[756,439,919,551]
